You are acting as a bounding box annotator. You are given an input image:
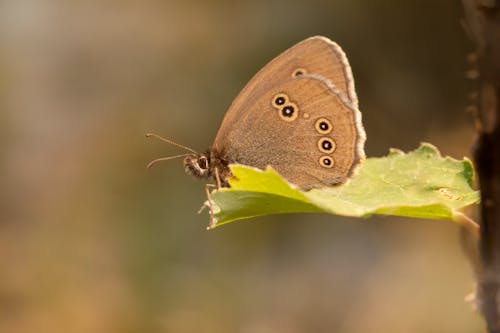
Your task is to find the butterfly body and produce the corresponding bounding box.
[183,36,365,190]
[183,150,231,187]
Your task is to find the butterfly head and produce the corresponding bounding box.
[184,154,212,179]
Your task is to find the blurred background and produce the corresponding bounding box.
[0,0,482,332]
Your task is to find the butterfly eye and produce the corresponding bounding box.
[198,157,209,169]
[272,93,289,108]
[292,68,307,78]
[319,156,335,168]
[315,118,333,134]
[279,103,299,121]
[318,137,336,153]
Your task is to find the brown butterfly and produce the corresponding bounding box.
[148,36,365,191]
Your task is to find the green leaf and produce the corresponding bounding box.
[208,143,479,229]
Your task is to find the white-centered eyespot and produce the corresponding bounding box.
[315,118,333,134]
[319,156,334,168]
[317,137,336,153]
[279,103,299,121]
[272,93,289,108]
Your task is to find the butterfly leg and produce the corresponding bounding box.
[214,167,222,189]
[203,183,218,229]
[199,168,222,229]
[198,183,216,214]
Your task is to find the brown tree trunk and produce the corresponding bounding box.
[462,1,500,332]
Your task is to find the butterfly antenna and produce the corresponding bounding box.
[146,154,191,170]
[145,133,198,154]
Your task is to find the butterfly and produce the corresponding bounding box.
[148,36,365,192]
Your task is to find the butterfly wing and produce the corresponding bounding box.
[213,74,365,190]
[215,36,358,146]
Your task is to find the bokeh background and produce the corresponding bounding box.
[0,1,482,332]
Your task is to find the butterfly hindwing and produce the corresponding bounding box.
[213,74,365,189]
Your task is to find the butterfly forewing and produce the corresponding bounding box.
[214,36,358,147]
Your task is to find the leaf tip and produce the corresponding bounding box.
[416,142,440,157]
[388,148,404,156]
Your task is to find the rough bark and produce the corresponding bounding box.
[462,1,500,332]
